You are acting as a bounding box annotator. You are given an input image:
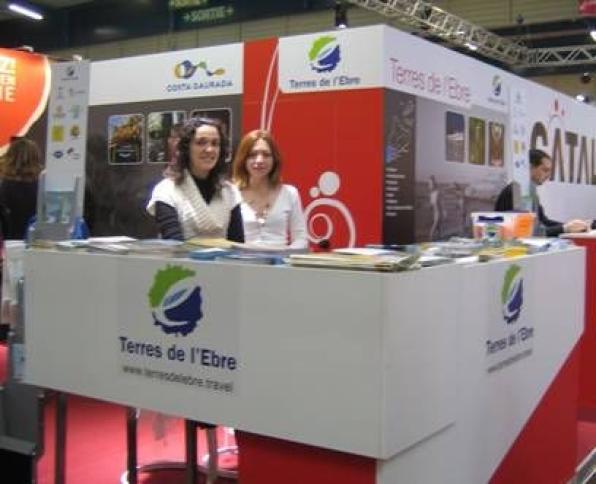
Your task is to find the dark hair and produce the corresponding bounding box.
[529,148,550,168]
[169,122,184,139]
[1,137,42,182]
[232,130,283,189]
[166,117,229,187]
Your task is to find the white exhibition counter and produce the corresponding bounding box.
[23,247,585,484]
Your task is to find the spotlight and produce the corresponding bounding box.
[464,42,478,51]
[334,1,347,29]
[8,2,43,21]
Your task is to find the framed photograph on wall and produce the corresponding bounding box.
[488,121,505,167]
[147,111,187,164]
[445,111,465,162]
[108,114,144,165]
[468,117,486,166]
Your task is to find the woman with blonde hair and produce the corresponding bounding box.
[232,130,307,249]
[0,137,42,239]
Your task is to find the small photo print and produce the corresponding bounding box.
[489,122,505,167]
[190,108,232,160]
[108,114,144,164]
[468,117,486,165]
[445,111,465,162]
[147,111,187,164]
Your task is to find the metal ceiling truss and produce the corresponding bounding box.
[345,0,596,69]
[523,44,596,68]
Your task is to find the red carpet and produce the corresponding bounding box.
[0,342,595,482]
[36,395,237,484]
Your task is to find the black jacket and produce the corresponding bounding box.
[0,179,38,239]
[494,182,563,237]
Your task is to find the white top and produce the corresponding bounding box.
[241,184,308,249]
[147,172,241,240]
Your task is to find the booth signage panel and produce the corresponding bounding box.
[0,49,50,155]
[485,261,535,373]
[44,60,90,201]
[509,86,531,210]
[90,43,243,105]
[382,27,473,109]
[278,25,383,93]
[117,259,240,396]
[376,249,584,483]
[526,88,596,221]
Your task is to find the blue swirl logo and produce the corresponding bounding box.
[149,265,203,336]
[308,36,341,73]
[174,60,226,79]
[501,265,523,324]
[492,75,502,97]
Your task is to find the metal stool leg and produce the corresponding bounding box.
[185,419,198,484]
[126,407,138,484]
[205,426,218,484]
[55,392,67,484]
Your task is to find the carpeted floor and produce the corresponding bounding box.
[1,342,596,483]
[36,396,238,483]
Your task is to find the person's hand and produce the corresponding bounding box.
[563,219,589,233]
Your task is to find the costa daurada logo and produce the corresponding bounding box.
[174,60,225,79]
[149,265,203,336]
[501,264,523,324]
[308,36,341,73]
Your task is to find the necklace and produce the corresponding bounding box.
[244,187,276,226]
[246,199,270,225]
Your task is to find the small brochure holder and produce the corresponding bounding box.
[29,171,81,242]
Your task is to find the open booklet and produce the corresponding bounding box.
[185,238,309,255]
[55,237,187,256]
[288,248,420,272]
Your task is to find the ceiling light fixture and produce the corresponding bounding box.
[334,1,348,29]
[8,2,43,21]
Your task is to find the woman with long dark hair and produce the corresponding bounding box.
[146,117,244,242]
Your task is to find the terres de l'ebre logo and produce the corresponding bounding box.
[501,264,523,324]
[308,36,341,73]
[149,265,203,336]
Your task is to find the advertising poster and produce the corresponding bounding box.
[44,60,90,217]
[413,99,507,242]
[108,113,144,164]
[0,48,51,155]
[87,43,243,237]
[383,90,416,244]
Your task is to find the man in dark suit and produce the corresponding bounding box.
[494,149,590,236]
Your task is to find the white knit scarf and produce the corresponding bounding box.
[177,171,230,239]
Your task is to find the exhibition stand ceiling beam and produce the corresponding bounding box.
[346,0,596,70]
[345,0,529,65]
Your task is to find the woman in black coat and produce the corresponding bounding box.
[0,137,42,239]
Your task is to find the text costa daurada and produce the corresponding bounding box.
[118,336,237,370]
[166,79,232,92]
